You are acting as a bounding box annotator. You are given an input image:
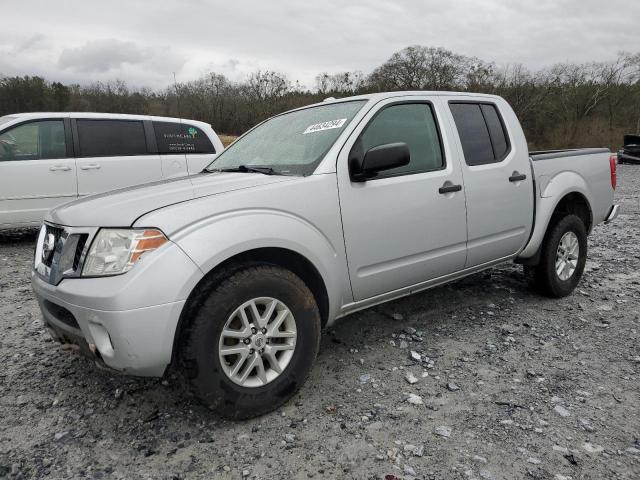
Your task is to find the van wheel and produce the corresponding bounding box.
[180,264,321,419]
[525,214,587,298]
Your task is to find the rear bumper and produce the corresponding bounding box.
[605,204,620,224]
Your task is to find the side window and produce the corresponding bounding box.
[352,103,444,178]
[449,102,510,166]
[153,122,216,154]
[76,120,147,157]
[481,104,509,160]
[0,120,66,161]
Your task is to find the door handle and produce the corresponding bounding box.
[509,172,527,182]
[49,165,71,172]
[80,164,101,170]
[438,183,463,194]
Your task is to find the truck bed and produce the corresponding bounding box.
[529,148,610,161]
[517,147,614,260]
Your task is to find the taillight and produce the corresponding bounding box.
[609,154,617,190]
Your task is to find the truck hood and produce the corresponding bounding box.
[47,172,296,227]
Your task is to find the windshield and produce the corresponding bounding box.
[206,100,367,176]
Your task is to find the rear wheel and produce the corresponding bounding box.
[525,214,587,298]
[180,264,321,419]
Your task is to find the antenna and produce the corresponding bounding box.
[173,72,182,119]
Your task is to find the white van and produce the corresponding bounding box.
[0,112,224,229]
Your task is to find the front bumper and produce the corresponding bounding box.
[31,241,203,377]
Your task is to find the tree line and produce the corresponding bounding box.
[1,46,639,150]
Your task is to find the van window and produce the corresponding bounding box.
[76,120,147,157]
[351,103,444,178]
[153,122,215,154]
[0,120,66,161]
[450,102,511,165]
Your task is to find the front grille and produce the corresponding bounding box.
[35,224,96,285]
[43,300,79,329]
[42,225,64,268]
[73,235,88,271]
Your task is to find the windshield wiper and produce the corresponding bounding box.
[210,165,278,175]
[203,165,291,175]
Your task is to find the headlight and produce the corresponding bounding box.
[82,228,168,276]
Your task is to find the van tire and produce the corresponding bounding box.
[180,264,321,419]
[525,214,587,298]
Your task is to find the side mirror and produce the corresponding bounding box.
[349,142,410,182]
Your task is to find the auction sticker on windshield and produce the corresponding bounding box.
[303,118,347,134]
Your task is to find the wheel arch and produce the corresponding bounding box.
[550,191,593,233]
[172,246,331,365]
[517,190,593,265]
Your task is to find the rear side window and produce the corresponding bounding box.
[76,120,147,157]
[450,102,510,166]
[0,120,66,161]
[352,103,444,178]
[153,122,215,154]
[481,104,509,159]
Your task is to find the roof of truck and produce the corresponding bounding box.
[327,90,499,101]
[296,90,504,113]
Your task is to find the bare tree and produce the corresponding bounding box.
[368,45,478,91]
[315,71,365,95]
[2,46,640,148]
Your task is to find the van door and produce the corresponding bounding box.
[74,119,162,196]
[447,99,534,267]
[184,124,218,174]
[153,121,217,176]
[337,98,468,301]
[0,118,77,228]
[151,121,189,179]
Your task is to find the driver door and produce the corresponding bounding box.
[337,98,468,301]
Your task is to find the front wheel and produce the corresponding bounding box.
[180,264,321,419]
[525,214,587,298]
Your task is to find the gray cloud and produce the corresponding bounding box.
[13,34,47,54]
[58,39,147,73]
[0,0,637,89]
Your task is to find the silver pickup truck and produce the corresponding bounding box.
[31,91,619,418]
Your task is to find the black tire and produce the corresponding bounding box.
[180,264,321,419]
[525,214,587,298]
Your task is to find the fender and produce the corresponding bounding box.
[169,208,350,322]
[518,170,593,259]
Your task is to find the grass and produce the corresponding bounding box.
[218,134,238,148]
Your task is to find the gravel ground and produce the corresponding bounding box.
[1,166,639,480]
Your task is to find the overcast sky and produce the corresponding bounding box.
[1,0,637,91]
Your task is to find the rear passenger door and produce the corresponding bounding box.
[74,119,162,196]
[153,121,217,177]
[447,99,533,267]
